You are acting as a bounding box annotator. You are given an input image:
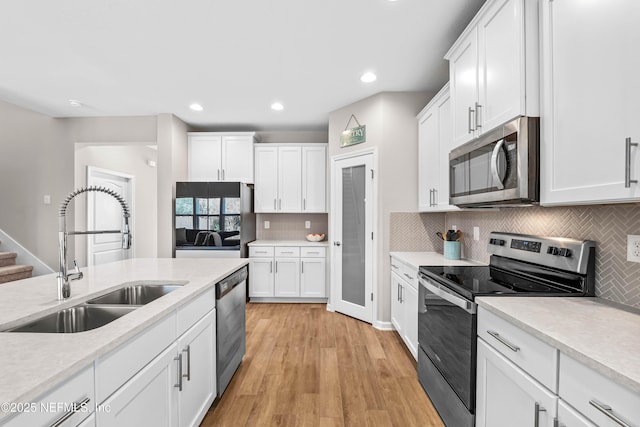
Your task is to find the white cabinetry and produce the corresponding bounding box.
[446,0,539,147]
[254,144,327,213]
[389,256,418,360]
[417,84,459,212]
[2,365,94,427]
[540,0,640,205]
[188,132,256,183]
[249,244,327,301]
[96,290,217,427]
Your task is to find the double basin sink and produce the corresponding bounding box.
[7,284,183,333]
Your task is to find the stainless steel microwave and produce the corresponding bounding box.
[449,116,539,207]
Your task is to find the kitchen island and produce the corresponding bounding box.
[0,257,248,426]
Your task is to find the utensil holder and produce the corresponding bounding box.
[444,241,461,260]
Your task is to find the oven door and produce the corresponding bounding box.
[418,275,477,411]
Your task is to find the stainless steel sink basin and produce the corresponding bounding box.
[86,284,183,305]
[7,305,137,333]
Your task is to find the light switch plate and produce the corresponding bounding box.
[305,221,311,229]
[627,235,640,262]
[264,221,270,229]
[473,226,480,241]
[43,195,51,205]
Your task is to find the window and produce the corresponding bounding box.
[175,197,241,232]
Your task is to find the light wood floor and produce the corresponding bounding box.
[201,303,444,427]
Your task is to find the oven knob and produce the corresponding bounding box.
[490,238,495,245]
[499,240,505,246]
[558,248,572,257]
[547,246,558,255]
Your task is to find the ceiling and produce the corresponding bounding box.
[0,0,484,131]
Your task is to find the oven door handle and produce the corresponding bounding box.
[420,278,476,314]
[490,139,507,190]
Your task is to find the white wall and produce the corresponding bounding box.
[328,91,432,323]
[74,144,158,266]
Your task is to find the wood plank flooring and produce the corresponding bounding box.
[201,303,444,427]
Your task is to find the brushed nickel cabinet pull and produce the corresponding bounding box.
[475,102,482,129]
[487,330,520,352]
[534,402,546,427]
[183,345,191,381]
[50,397,91,427]
[468,106,475,133]
[589,399,631,426]
[174,353,183,391]
[625,137,638,188]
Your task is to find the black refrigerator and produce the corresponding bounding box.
[174,182,255,258]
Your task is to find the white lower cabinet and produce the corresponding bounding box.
[389,257,418,360]
[249,244,326,300]
[78,413,96,427]
[98,343,179,427]
[476,339,557,427]
[557,400,596,427]
[95,291,217,427]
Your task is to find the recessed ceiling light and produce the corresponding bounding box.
[68,99,82,107]
[189,103,204,112]
[360,72,377,83]
[271,102,284,111]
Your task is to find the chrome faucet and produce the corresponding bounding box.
[58,186,132,300]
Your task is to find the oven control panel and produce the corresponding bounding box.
[510,238,542,253]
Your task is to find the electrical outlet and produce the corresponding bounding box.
[43,195,51,205]
[305,220,311,229]
[473,226,480,241]
[627,235,640,262]
[264,220,270,229]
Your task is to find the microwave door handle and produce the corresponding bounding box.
[420,278,475,314]
[490,139,506,190]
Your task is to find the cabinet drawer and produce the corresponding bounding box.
[275,247,300,257]
[2,365,94,427]
[559,353,640,427]
[249,246,274,257]
[390,257,418,289]
[300,247,326,258]
[177,289,215,337]
[477,306,557,391]
[95,312,176,403]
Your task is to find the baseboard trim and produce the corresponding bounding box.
[373,320,394,331]
[248,297,328,304]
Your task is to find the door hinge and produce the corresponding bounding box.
[371,293,373,301]
[371,169,374,179]
[371,232,374,240]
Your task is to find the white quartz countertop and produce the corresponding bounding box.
[0,258,248,420]
[389,251,486,270]
[249,240,330,247]
[476,296,640,394]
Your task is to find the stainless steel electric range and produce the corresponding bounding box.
[417,232,596,427]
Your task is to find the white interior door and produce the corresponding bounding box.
[332,153,374,324]
[87,166,134,266]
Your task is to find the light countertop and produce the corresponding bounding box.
[0,258,248,420]
[389,251,486,270]
[477,296,640,394]
[249,240,329,247]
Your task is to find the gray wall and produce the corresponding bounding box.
[328,91,432,324]
[74,144,158,266]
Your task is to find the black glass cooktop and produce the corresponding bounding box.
[419,265,576,301]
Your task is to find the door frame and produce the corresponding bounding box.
[328,147,378,325]
[86,165,135,265]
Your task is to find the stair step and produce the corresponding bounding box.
[0,265,34,284]
[0,252,17,268]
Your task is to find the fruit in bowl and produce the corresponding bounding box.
[306,233,325,242]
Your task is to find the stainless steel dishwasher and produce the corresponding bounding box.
[215,266,248,396]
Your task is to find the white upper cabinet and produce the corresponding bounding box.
[418,84,459,212]
[254,144,327,213]
[188,132,256,183]
[540,0,640,205]
[446,0,539,147]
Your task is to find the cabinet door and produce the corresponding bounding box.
[478,0,524,132]
[222,135,254,183]
[541,0,640,205]
[189,135,222,181]
[390,273,404,335]
[77,413,96,427]
[254,146,278,212]
[278,146,302,212]
[476,339,557,427]
[435,90,459,211]
[249,258,274,297]
[274,258,300,297]
[302,145,326,212]
[402,283,419,360]
[449,29,479,147]
[557,400,596,427]
[418,105,439,211]
[98,343,179,427]
[177,310,216,427]
[300,257,326,297]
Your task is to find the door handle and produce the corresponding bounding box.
[490,139,507,190]
[334,241,341,246]
[625,137,638,188]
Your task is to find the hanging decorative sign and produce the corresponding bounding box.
[340,114,366,147]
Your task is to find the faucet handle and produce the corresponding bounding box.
[72,260,80,274]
